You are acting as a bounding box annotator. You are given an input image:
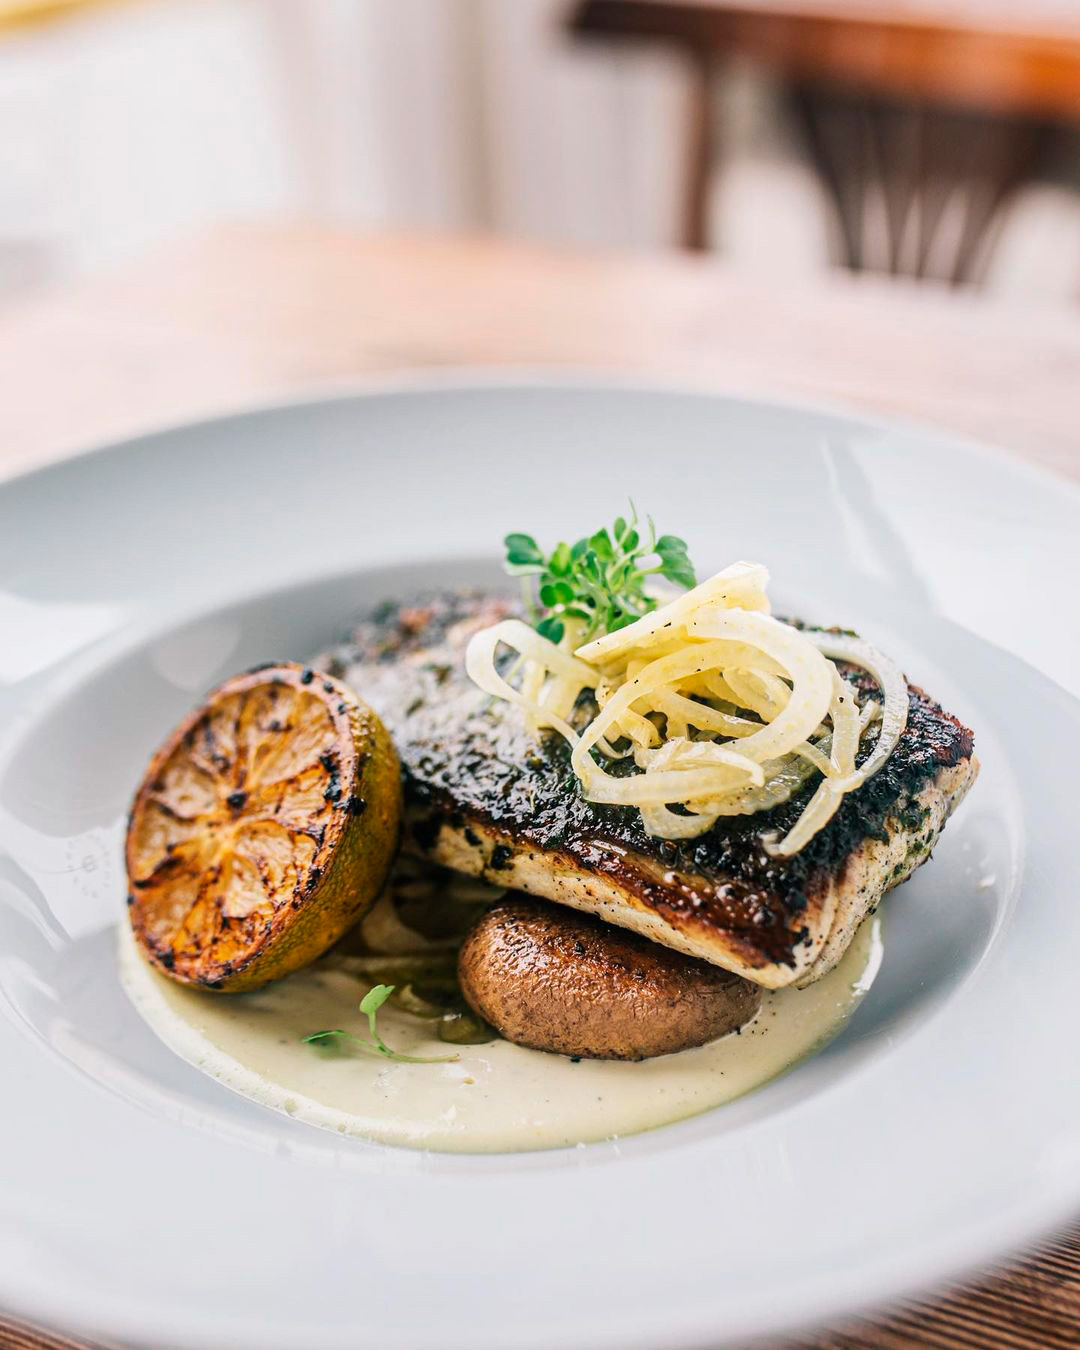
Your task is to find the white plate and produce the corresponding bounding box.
[1,378,1078,1350]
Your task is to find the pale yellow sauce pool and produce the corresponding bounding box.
[119,917,882,1153]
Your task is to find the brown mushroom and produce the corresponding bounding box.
[458,897,762,1060]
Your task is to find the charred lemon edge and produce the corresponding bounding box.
[125,662,402,993]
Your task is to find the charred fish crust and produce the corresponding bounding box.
[342,591,511,666]
[345,609,965,890]
[315,591,976,981]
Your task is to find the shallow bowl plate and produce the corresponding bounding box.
[1,378,1078,1349]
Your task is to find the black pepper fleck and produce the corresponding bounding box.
[489,844,513,871]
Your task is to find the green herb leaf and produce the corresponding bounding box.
[360,983,457,1063]
[539,580,574,608]
[503,532,546,576]
[501,506,698,643]
[358,981,395,1018]
[536,615,565,644]
[549,541,573,575]
[663,559,697,589]
[588,529,613,561]
[504,532,542,562]
[655,533,688,557]
[303,984,458,1065]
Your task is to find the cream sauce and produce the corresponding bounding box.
[119,916,882,1154]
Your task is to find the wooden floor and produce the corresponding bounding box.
[798,1220,1080,1349]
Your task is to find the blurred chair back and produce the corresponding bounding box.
[570,0,1080,285]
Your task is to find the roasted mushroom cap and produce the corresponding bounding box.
[458,897,762,1061]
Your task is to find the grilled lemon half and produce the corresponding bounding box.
[125,663,401,992]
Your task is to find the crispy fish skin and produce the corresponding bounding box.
[316,593,977,989]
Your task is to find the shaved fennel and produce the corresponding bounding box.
[466,561,908,855]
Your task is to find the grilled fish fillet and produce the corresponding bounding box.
[315,593,977,990]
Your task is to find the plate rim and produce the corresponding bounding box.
[4,365,1079,511]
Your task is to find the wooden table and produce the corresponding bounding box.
[0,225,1078,1349]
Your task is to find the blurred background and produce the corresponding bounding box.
[2,0,1079,304]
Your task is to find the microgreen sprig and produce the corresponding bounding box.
[503,506,696,644]
[303,984,459,1064]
